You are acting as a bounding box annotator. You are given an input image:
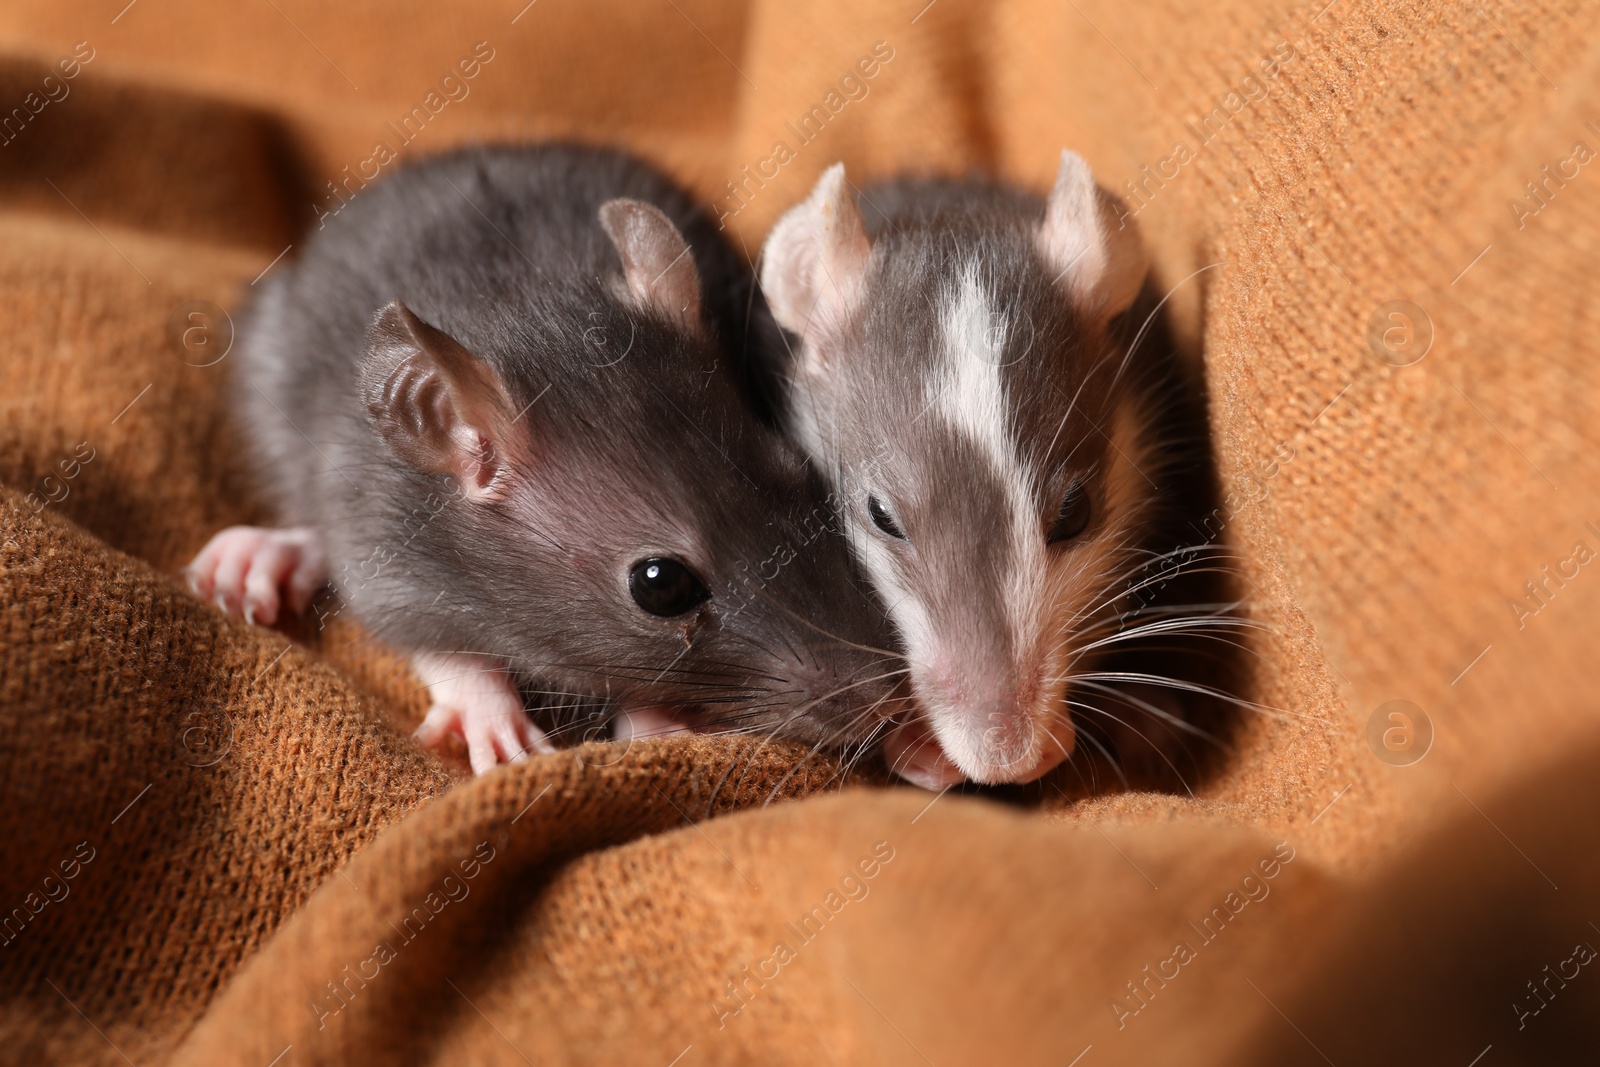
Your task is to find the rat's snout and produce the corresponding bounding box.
[913,655,1075,785]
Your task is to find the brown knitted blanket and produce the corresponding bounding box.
[3,0,1598,1062]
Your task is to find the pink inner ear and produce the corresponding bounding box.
[821,169,871,291]
[451,428,508,502]
[760,163,870,342]
[1038,154,1109,305]
[599,199,703,329]
[1037,151,1147,316]
[361,301,520,500]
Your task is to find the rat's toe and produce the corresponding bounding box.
[185,527,328,623]
[463,715,501,776]
[491,711,531,763]
[413,704,463,748]
[184,534,230,599]
[242,564,283,627]
[208,537,259,617]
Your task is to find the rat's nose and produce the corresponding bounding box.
[915,661,1075,783]
[949,701,1075,784]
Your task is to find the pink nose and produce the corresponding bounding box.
[965,704,1074,783]
[912,663,1075,784]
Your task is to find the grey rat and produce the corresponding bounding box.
[186,143,904,775]
[759,152,1240,789]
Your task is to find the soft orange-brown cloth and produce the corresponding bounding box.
[2,0,1597,1062]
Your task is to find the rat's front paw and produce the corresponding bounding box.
[882,716,969,791]
[411,652,555,775]
[185,525,328,626]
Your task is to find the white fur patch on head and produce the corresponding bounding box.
[849,528,938,680]
[933,264,1018,487]
[933,263,1044,609]
[891,262,1058,775]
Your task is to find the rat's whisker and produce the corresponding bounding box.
[1066,698,1198,799]
[758,690,899,806]
[1061,723,1130,794]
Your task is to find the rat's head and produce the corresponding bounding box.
[760,152,1157,785]
[358,198,904,747]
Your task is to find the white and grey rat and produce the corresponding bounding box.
[187,143,905,775]
[758,151,1239,790]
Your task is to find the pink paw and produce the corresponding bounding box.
[882,717,969,791]
[411,653,556,776]
[185,526,328,626]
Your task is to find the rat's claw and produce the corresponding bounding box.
[489,710,526,764]
[241,563,282,627]
[463,709,502,777]
[414,701,526,775]
[184,526,327,625]
[209,545,250,616]
[411,652,549,776]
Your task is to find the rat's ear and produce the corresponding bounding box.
[599,199,702,331]
[1035,149,1148,318]
[760,163,871,348]
[359,301,516,502]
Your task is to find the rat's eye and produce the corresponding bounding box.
[1047,482,1092,544]
[629,557,711,617]
[867,495,907,541]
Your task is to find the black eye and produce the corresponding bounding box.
[867,495,907,540]
[628,557,711,617]
[1047,483,1092,544]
